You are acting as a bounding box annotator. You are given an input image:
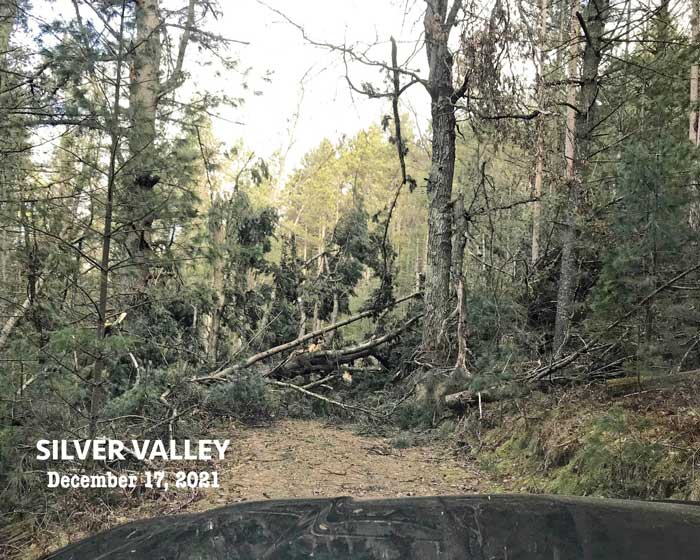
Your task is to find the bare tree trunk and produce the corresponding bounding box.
[0,278,43,353]
[205,213,226,363]
[531,0,548,264]
[690,0,699,145]
[325,292,340,345]
[451,193,469,370]
[0,1,17,291]
[0,1,16,55]
[553,0,609,356]
[90,1,127,438]
[553,5,580,355]
[689,0,700,229]
[422,0,462,362]
[312,227,325,332]
[127,0,161,290]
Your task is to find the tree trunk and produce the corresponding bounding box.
[127,0,162,290]
[205,212,226,363]
[422,0,461,361]
[690,0,700,229]
[0,278,43,353]
[690,0,699,146]
[451,193,469,370]
[90,1,127,438]
[0,1,16,55]
[270,315,422,379]
[553,0,609,356]
[0,1,20,289]
[531,0,548,264]
[554,0,583,354]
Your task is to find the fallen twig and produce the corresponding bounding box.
[269,380,378,416]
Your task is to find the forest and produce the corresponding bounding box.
[2,0,700,557]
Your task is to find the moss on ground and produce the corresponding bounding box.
[456,381,700,500]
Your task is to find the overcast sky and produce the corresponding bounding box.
[201,0,430,175]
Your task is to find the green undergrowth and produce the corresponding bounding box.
[455,383,700,500]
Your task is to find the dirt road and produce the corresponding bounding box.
[25,419,492,559]
[194,419,487,510]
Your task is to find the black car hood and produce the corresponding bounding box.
[42,494,700,559]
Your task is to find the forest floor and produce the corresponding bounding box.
[24,419,500,559]
[25,380,700,559]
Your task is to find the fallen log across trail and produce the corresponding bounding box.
[192,292,421,383]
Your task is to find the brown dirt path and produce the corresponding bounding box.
[24,419,491,559]
[194,419,487,510]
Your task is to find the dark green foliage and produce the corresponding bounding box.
[552,408,668,499]
[204,375,277,424]
[587,8,699,374]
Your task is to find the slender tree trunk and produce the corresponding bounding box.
[553,3,580,354]
[553,0,608,356]
[0,2,16,295]
[422,0,462,361]
[690,0,699,146]
[0,1,16,55]
[90,1,127,438]
[205,209,226,363]
[531,0,548,264]
[689,0,700,229]
[313,227,325,332]
[127,0,162,290]
[451,193,469,370]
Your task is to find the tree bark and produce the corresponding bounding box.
[127,0,162,290]
[444,389,495,410]
[553,0,608,356]
[451,193,469,370]
[269,314,422,379]
[0,1,19,289]
[204,204,226,363]
[690,0,699,146]
[422,0,462,361]
[531,0,548,264]
[690,0,700,229]
[0,278,44,353]
[90,0,127,438]
[198,291,421,380]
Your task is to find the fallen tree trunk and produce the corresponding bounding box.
[443,389,496,411]
[268,314,423,379]
[0,276,44,353]
[196,291,421,381]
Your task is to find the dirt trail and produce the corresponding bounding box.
[193,419,487,510]
[25,419,493,559]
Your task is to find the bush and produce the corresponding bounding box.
[551,407,668,499]
[204,374,277,424]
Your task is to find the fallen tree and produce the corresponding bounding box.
[192,291,421,383]
[268,314,423,379]
[443,389,496,411]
